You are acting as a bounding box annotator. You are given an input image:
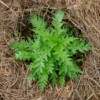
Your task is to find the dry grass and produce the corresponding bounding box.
[0,0,100,100]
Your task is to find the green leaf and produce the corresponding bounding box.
[11,10,92,91]
[59,74,66,87]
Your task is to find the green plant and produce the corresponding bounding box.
[11,11,91,91]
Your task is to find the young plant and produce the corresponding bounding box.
[11,11,91,91]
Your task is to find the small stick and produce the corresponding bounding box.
[0,0,17,16]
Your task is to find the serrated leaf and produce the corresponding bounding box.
[11,10,92,91]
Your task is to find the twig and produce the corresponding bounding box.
[0,0,17,16]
